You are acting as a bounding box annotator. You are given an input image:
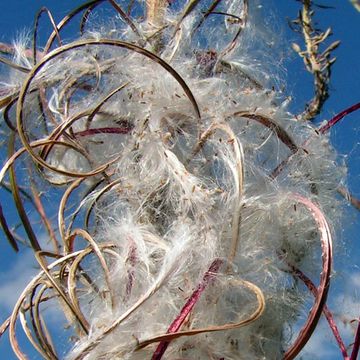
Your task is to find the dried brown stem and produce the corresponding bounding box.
[291,0,339,120]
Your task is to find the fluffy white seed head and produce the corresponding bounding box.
[0,1,347,359]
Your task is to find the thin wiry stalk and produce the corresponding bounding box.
[32,285,58,359]
[151,259,224,359]
[239,112,298,152]
[1,181,34,203]
[57,61,104,116]
[350,319,360,360]
[338,187,360,212]
[319,102,360,134]
[67,252,95,331]
[0,90,19,111]
[0,204,19,251]
[188,122,244,263]
[74,126,132,137]
[84,178,122,229]
[29,177,60,252]
[350,0,360,11]
[80,2,105,35]
[8,133,42,251]
[0,56,29,73]
[0,317,11,338]
[193,0,222,33]
[58,178,84,249]
[70,228,115,308]
[33,7,62,65]
[284,194,333,360]
[138,278,266,351]
[8,248,110,358]
[286,263,349,359]
[214,0,248,57]
[108,0,143,39]
[66,178,109,237]
[43,0,108,53]
[85,82,130,129]
[173,0,203,35]
[19,299,50,360]
[71,255,194,359]
[34,252,90,334]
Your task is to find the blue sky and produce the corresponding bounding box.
[0,1,359,359]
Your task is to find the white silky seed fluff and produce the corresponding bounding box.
[1,1,347,359]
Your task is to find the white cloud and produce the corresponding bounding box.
[289,271,360,359]
[349,272,360,292]
[0,250,38,320]
[297,317,344,359]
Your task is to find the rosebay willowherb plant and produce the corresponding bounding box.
[0,0,359,359]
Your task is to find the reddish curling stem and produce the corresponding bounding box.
[350,319,360,360]
[288,263,349,359]
[284,194,332,359]
[74,126,132,137]
[318,102,360,134]
[151,259,223,360]
[271,102,360,179]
